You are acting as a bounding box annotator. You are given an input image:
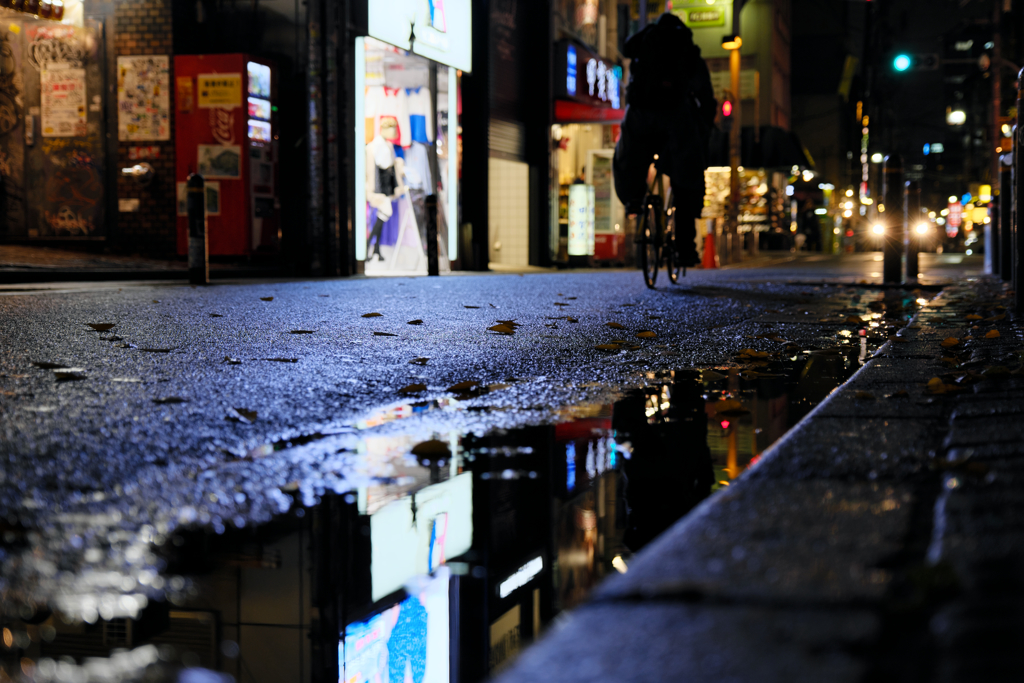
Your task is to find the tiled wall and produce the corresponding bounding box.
[113,0,176,255]
[487,157,530,267]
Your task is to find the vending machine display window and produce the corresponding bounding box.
[247,97,271,120]
[247,61,271,98]
[248,120,271,143]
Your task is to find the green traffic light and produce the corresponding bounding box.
[893,54,911,71]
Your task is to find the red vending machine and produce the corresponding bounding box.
[174,54,278,256]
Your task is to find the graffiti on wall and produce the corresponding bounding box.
[40,136,100,235]
[25,25,89,71]
[0,26,25,235]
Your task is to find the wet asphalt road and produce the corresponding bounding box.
[0,252,981,619]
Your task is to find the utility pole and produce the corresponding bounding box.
[991,0,1001,185]
[726,0,747,263]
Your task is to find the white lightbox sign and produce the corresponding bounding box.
[368,0,472,73]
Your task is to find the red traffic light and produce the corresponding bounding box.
[721,100,733,118]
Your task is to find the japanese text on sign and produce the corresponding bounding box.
[41,65,86,137]
[197,73,242,109]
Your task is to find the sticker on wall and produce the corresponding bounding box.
[40,64,86,137]
[176,76,194,113]
[117,55,170,141]
[196,144,241,179]
[197,73,242,109]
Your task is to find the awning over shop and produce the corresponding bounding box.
[554,99,626,124]
[708,126,813,170]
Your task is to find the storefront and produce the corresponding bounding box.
[353,1,469,275]
[550,40,625,266]
[0,1,104,240]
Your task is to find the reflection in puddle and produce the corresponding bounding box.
[1,343,879,682]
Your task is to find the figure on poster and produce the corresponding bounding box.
[365,116,408,261]
[197,144,240,178]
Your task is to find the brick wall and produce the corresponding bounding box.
[113,0,176,256]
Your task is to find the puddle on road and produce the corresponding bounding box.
[1,336,879,683]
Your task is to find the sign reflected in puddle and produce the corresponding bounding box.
[4,347,875,683]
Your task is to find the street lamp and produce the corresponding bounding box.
[946,109,967,126]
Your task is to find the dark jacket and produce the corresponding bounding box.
[623,13,716,133]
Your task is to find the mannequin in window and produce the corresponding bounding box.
[366,116,408,261]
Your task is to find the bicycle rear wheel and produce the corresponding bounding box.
[665,207,683,284]
[637,199,660,289]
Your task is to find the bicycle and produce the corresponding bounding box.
[635,165,684,289]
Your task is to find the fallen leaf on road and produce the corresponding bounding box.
[31,361,68,370]
[290,330,315,334]
[447,380,478,392]
[398,383,427,395]
[260,297,274,302]
[153,396,187,404]
[111,378,143,383]
[965,314,983,320]
[263,357,299,363]
[411,439,450,458]
[887,390,910,398]
[409,357,429,365]
[53,368,87,381]
[985,329,1001,339]
[408,320,424,325]
[224,357,242,365]
[605,322,625,329]
[362,312,383,318]
[986,314,1006,322]
[373,331,397,337]
[854,391,875,400]
[564,297,578,300]
[701,370,728,381]
[209,313,224,318]
[226,407,258,423]
[488,324,515,334]
[610,339,628,344]
[554,302,570,307]
[464,305,481,309]
[566,317,579,323]
[940,337,960,348]
[594,344,621,351]
[636,331,657,338]
[86,323,116,332]
[138,348,174,353]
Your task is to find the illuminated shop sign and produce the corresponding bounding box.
[556,40,620,110]
[368,0,472,72]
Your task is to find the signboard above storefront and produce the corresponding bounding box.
[556,40,621,111]
[672,6,726,28]
[368,0,472,72]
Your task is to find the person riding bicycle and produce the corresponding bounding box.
[613,12,716,267]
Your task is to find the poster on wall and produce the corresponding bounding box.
[116,55,170,141]
[176,180,221,215]
[197,73,242,109]
[196,144,241,178]
[40,64,86,137]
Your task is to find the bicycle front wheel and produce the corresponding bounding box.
[637,201,660,289]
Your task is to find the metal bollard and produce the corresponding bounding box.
[882,153,903,284]
[187,172,208,285]
[904,180,920,283]
[1000,154,1013,281]
[425,194,439,277]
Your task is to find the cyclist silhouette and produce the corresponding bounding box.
[613,13,716,267]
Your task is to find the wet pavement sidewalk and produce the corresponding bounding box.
[0,245,279,283]
[2,254,1014,682]
[495,275,1024,683]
